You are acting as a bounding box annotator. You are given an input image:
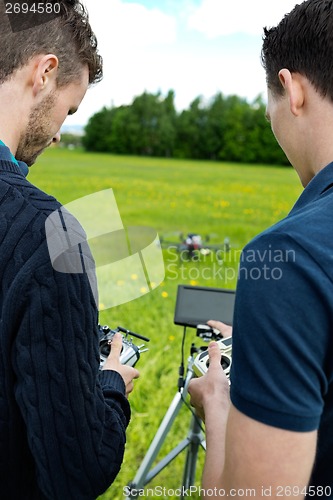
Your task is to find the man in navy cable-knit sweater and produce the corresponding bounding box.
[0,2,139,498]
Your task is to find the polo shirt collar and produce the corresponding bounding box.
[290,161,333,214]
[0,140,29,177]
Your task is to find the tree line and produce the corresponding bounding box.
[82,90,289,165]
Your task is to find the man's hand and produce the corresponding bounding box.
[188,341,230,422]
[102,332,140,397]
[189,341,231,493]
[207,320,232,338]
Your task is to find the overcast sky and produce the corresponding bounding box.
[64,0,300,128]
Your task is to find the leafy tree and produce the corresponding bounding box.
[174,96,210,159]
[128,90,177,156]
[83,90,290,166]
[249,96,288,165]
[205,92,228,160]
[82,107,115,152]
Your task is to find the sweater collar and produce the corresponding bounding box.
[0,140,29,177]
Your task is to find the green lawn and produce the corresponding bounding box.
[29,149,302,500]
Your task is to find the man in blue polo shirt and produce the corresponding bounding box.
[189,1,333,498]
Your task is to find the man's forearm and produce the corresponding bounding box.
[202,401,230,496]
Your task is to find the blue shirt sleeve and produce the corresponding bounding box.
[230,231,331,432]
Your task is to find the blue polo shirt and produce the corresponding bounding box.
[230,162,333,491]
[0,140,29,176]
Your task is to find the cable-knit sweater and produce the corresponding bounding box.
[0,154,131,499]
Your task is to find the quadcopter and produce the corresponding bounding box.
[160,232,230,261]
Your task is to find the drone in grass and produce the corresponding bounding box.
[160,232,231,261]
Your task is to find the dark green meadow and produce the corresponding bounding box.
[29,149,302,500]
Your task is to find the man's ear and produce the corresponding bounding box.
[32,54,59,96]
[278,68,305,116]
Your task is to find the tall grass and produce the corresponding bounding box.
[29,149,302,499]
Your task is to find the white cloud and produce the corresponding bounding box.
[187,0,300,37]
[84,0,177,49]
[64,0,178,126]
[64,0,300,127]
[86,0,178,104]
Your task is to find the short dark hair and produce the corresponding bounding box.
[0,0,103,87]
[261,0,333,100]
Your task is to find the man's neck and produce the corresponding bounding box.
[0,74,31,157]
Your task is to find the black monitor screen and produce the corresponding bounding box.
[174,285,236,328]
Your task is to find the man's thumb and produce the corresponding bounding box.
[108,332,123,360]
[208,341,221,368]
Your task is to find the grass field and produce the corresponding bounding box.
[29,149,302,500]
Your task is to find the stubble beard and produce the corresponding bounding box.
[16,92,57,166]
